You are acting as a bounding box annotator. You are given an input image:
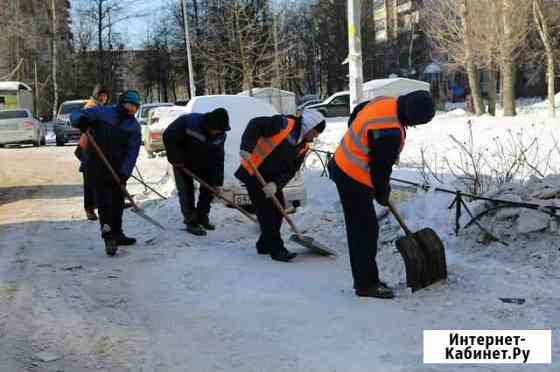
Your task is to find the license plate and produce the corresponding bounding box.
[234,194,251,205]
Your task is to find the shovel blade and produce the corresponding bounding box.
[289,234,337,257]
[396,228,447,292]
[414,228,447,283]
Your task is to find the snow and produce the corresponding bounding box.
[2,97,559,370]
[124,98,559,370]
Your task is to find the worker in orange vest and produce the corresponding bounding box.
[328,91,435,299]
[75,85,110,221]
[236,109,326,262]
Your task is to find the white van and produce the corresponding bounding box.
[155,95,307,211]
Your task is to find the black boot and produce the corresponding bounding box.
[355,283,395,299]
[115,232,137,246]
[104,238,118,256]
[270,248,297,262]
[197,212,215,231]
[185,211,206,236]
[85,209,98,221]
[256,240,270,255]
[186,223,206,236]
[102,226,118,256]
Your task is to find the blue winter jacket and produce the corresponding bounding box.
[71,105,141,179]
[162,113,226,186]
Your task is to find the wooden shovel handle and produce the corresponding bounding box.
[387,200,413,236]
[244,157,302,236]
[176,165,257,224]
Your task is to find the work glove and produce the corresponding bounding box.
[374,187,391,207]
[119,174,129,185]
[77,116,91,133]
[262,182,277,198]
[240,150,252,161]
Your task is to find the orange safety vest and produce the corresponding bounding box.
[242,117,296,175]
[334,96,405,188]
[78,99,99,150]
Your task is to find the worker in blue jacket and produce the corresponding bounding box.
[163,108,230,236]
[71,90,142,256]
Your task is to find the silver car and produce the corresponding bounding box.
[0,109,45,147]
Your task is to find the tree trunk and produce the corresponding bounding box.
[98,0,104,84]
[466,62,485,115]
[501,0,516,116]
[487,68,497,116]
[533,0,556,117]
[51,0,58,119]
[461,0,485,115]
[502,61,516,116]
[546,54,556,118]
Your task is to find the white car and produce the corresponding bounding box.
[0,109,45,147]
[143,105,189,157]
[135,102,173,142]
[151,95,307,210]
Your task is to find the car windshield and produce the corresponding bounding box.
[141,105,169,118]
[0,110,28,120]
[60,103,85,115]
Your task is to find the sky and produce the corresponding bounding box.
[116,1,168,48]
[71,0,169,50]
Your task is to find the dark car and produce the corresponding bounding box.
[306,91,350,117]
[54,100,87,146]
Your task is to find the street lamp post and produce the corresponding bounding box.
[347,0,363,111]
[181,0,196,99]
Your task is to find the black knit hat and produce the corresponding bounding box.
[203,108,230,132]
[397,90,436,126]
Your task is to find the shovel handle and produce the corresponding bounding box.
[86,131,138,210]
[387,200,413,236]
[244,157,303,237]
[177,165,257,224]
[129,174,167,200]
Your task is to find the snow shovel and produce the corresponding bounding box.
[244,157,336,257]
[86,132,166,231]
[176,165,257,224]
[387,201,447,291]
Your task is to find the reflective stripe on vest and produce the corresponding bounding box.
[334,97,405,187]
[242,117,296,175]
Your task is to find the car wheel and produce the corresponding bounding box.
[55,136,64,146]
[41,137,46,146]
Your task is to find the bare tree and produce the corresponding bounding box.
[424,0,485,115]
[533,0,557,117]
[75,0,146,87]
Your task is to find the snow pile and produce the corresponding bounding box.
[530,91,560,109]
[466,174,560,240]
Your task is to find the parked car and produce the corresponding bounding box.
[53,99,87,146]
[135,102,174,142]
[149,95,307,211]
[143,106,187,157]
[0,109,45,147]
[295,99,322,115]
[306,91,350,117]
